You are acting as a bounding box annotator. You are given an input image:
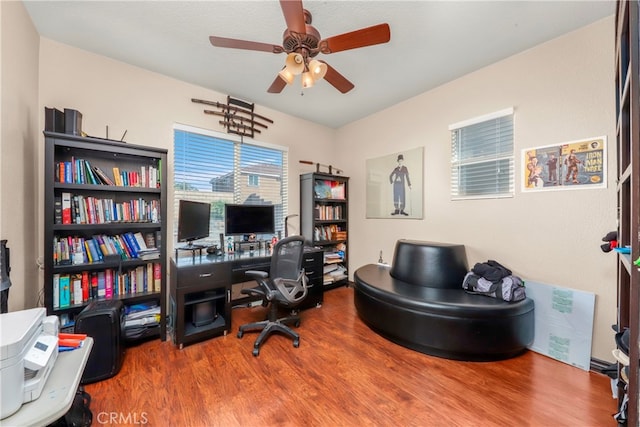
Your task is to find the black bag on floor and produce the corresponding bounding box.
[47,386,92,427]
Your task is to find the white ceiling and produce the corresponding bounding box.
[23,1,615,129]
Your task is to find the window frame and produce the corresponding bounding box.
[172,123,289,244]
[449,108,514,200]
[247,174,259,187]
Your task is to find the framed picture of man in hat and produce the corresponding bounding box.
[366,147,423,219]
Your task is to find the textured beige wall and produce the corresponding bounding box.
[338,17,617,362]
[1,1,40,311]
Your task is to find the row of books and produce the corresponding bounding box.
[314,204,344,220]
[53,231,159,265]
[57,192,161,224]
[52,263,161,309]
[56,157,111,186]
[313,225,345,242]
[55,157,161,189]
[313,180,346,200]
[111,166,160,189]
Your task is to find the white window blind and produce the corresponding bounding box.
[173,125,288,243]
[450,109,514,200]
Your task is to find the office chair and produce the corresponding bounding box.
[237,235,308,356]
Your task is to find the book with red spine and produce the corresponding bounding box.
[81,271,89,301]
[61,192,72,224]
[90,272,98,299]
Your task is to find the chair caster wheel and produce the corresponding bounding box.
[253,348,260,357]
[237,330,244,339]
[293,339,300,348]
[294,321,300,327]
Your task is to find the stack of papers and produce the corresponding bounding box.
[125,304,160,328]
[323,265,347,284]
[324,252,343,264]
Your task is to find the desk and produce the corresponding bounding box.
[170,247,323,348]
[2,337,93,427]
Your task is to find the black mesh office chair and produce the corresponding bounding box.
[237,235,308,356]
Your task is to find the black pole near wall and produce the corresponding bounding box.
[0,239,11,313]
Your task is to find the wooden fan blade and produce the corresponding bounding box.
[320,23,391,54]
[267,75,288,93]
[279,0,306,34]
[209,36,283,53]
[322,62,354,94]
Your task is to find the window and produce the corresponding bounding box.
[248,174,259,187]
[173,124,288,244]
[449,108,514,200]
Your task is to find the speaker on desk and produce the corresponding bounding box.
[220,233,225,254]
[75,300,126,384]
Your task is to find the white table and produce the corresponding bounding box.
[2,337,93,427]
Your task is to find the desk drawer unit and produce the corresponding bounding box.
[170,259,231,348]
[298,249,323,310]
[230,258,271,284]
[229,257,271,303]
[176,263,229,289]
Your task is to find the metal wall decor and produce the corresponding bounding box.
[299,160,343,175]
[192,96,273,139]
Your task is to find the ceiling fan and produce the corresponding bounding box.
[209,0,391,94]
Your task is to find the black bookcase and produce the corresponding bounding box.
[300,172,349,289]
[614,1,640,423]
[43,131,168,341]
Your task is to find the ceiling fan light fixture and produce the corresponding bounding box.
[208,3,391,94]
[278,67,295,84]
[308,59,327,81]
[284,52,305,75]
[301,70,315,88]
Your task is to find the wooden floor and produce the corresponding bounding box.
[85,286,617,426]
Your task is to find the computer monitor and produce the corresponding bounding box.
[224,204,275,238]
[177,200,211,246]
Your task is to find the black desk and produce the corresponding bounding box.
[169,247,323,348]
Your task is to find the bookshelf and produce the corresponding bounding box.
[614,1,640,424]
[300,172,349,289]
[43,131,167,341]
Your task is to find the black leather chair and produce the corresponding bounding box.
[237,235,308,356]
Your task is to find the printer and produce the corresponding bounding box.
[1,307,58,419]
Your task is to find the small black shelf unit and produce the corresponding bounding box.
[43,131,168,341]
[300,172,349,289]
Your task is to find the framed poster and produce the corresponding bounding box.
[521,136,606,192]
[366,147,423,219]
